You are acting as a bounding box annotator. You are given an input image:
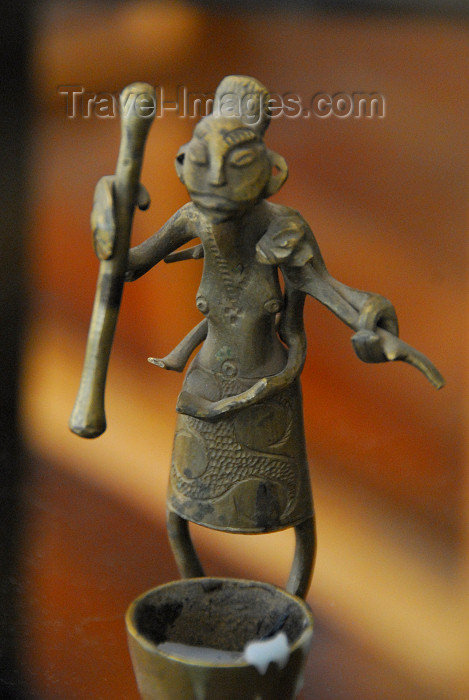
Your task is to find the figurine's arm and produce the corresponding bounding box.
[283,262,444,386]
[126,203,199,281]
[271,215,444,389]
[91,176,199,281]
[148,318,208,373]
[255,205,397,334]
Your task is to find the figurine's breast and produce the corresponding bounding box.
[196,260,282,320]
[196,218,283,319]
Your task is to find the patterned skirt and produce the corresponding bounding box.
[167,370,313,533]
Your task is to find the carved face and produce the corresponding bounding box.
[176,116,272,219]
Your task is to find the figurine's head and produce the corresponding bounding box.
[175,76,288,220]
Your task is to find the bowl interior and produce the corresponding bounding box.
[132,578,311,653]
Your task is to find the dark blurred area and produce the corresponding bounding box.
[1,1,468,699]
[0,4,30,699]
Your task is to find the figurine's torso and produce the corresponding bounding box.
[167,203,313,533]
[192,205,287,382]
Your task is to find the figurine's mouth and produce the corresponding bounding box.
[190,193,239,212]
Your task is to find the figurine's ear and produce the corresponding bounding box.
[175,146,186,183]
[264,150,288,198]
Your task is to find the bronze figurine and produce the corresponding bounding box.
[70,76,444,602]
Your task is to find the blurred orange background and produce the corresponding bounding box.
[11,2,469,698]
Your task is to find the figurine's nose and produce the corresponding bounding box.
[208,156,226,186]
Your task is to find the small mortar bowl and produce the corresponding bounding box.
[126,577,313,700]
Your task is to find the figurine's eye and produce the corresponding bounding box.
[188,143,208,166]
[228,148,256,168]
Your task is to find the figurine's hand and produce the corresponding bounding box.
[352,327,445,389]
[91,176,115,260]
[351,329,388,363]
[136,182,151,211]
[91,177,150,260]
[176,380,268,420]
[351,295,399,364]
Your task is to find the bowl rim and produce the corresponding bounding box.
[125,576,314,669]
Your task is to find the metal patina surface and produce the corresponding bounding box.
[70,75,443,600]
[69,74,444,698]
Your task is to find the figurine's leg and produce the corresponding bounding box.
[286,516,316,599]
[166,510,205,578]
